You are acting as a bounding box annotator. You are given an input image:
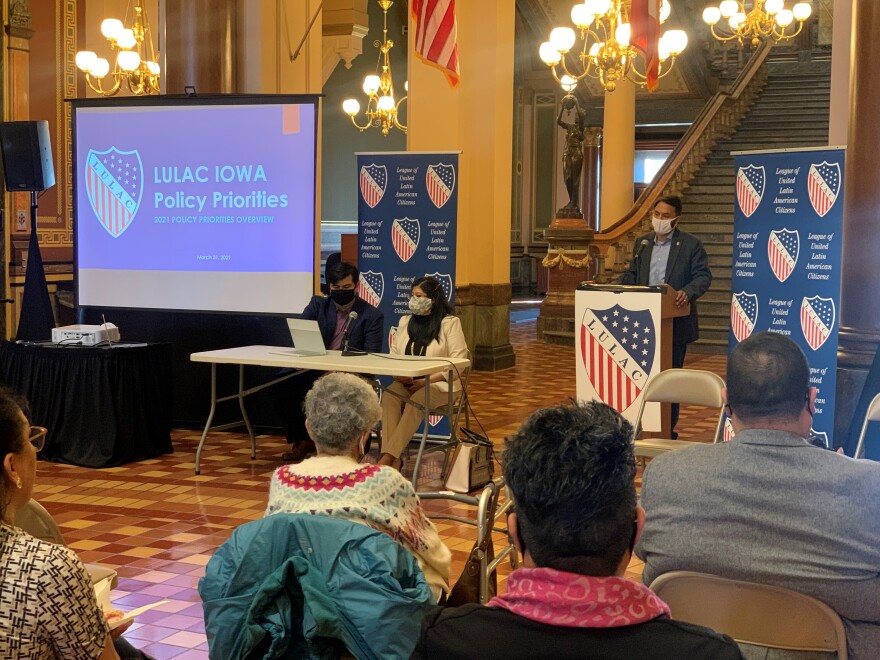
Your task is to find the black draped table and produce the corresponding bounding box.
[0,341,173,467]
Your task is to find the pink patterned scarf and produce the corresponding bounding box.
[487,567,670,628]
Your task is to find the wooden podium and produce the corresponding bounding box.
[575,283,689,436]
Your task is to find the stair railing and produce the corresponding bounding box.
[590,40,771,282]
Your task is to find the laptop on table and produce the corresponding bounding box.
[278,319,327,357]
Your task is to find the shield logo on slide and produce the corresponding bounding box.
[359,163,387,208]
[425,272,454,302]
[736,165,765,218]
[731,292,758,343]
[357,271,384,307]
[807,161,841,217]
[85,147,143,238]
[768,229,799,283]
[426,164,456,208]
[580,304,656,413]
[391,218,420,262]
[800,295,835,351]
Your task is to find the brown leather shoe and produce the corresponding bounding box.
[281,440,316,463]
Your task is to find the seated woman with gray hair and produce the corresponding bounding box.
[265,372,451,599]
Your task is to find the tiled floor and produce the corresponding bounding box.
[31,318,726,659]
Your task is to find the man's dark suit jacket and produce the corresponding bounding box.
[617,227,712,345]
[300,295,384,352]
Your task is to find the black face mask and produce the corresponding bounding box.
[329,289,356,306]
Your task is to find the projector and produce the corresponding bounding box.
[51,323,120,346]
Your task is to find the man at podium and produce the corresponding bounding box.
[618,196,712,437]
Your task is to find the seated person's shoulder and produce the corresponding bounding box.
[644,617,745,659]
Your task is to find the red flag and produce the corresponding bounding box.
[630,0,661,92]
[411,0,460,89]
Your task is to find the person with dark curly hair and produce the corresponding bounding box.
[412,401,743,659]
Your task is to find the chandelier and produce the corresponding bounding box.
[342,0,407,135]
[74,0,160,96]
[539,0,688,93]
[703,0,812,47]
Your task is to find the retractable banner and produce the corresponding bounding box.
[356,152,459,434]
[729,147,844,446]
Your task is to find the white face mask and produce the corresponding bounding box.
[408,296,433,316]
[651,216,677,236]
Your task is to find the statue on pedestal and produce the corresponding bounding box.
[556,93,587,219]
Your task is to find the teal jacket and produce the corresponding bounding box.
[199,514,435,659]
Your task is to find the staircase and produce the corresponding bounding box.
[679,61,831,352]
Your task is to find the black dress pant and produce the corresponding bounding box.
[670,343,688,439]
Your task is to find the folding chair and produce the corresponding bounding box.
[651,571,847,659]
[633,368,726,460]
[421,477,518,604]
[853,392,880,459]
[15,499,118,588]
[383,351,472,485]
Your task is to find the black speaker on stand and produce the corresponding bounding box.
[0,120,56,340]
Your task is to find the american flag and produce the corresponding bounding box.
[429,415,443,426]
[357,271,384,307]
[731,292,758,343]
[736,165,765,218]
[768,229,799,283]
[808,161,841,218]
[800,296,835,351]
[580,304,656,413]
[630,0,661,92]
[426,164,455,208]
[85,148,142,238]
[391,218,420,262]
[411,0,460,88]
[359,164,387,208]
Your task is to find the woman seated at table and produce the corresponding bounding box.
[266,372,451,599]
[0,388,149,659]
[378,276,468,470]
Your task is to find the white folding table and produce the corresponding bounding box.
[189,345,470,484]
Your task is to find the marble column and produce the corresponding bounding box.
[599,80,635,229]
[407,0,515,371]
[835,0,880,448]
[165,0,236,94]
[581,127,601,229]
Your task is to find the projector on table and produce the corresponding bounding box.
[51,323,120,346]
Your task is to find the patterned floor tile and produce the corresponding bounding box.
[29,318,724,657]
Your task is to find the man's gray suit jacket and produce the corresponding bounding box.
[636,430,880,659]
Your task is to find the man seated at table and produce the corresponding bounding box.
[275,261,383,462]
[411,401,743,659]
[637,332,880,659]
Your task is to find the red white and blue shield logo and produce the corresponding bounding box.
[731,292,758,342]
[800,295,835,351]
[426,163,455,209]
[85,147,143,238]
[580,304,655,413]
[723,417,735,442]
[391,218,420,262]
[768,229,799,283]
[428,415,443,427]
[357,271,384,307]
[388,326,397,351]
[425,272,454,302]
[359,163,387,208]
[807,161,841,218]
[736,165,765,218]
[809,428,829,449]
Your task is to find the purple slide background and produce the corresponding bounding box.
[75,103,315,272]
